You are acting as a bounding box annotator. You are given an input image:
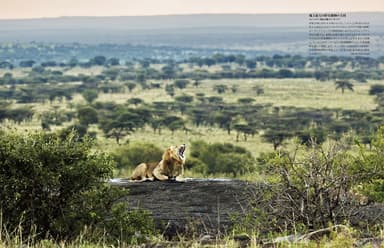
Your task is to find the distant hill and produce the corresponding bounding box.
[0,13,383,55]
[0,13,309,30]
[1,13,383,29]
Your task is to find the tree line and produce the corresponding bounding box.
[1,54,383,84]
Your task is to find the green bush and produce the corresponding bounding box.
[102,202,155,244]
[296,127,326,146]
[190,140,255,177]
[355,126,384,202]
[113,142,163,169]
[0,130,155,243]
[81,89,99,103]
[369,84,384,95]
[77,105,98,126]
[184,156,206,174]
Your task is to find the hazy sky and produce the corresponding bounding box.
[1,0,383,19]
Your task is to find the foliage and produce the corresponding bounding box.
[238,97,255,105]
[162,115,185,134]
[40,107,74,128]
[174,79,190,89]
[125,82,137,92]
[335,80,354,94]
[165,84,175,97]
[262,129,293,150]
[234,123,255,141]
[266,141,357,229]
[60,124,90,139]
[100,202,155,244]
[234,127,384,237]
[127,97,144,106]
[98,107,146,144]
[213,84,229,94]
[81,89,99,103]
[369,84,384,95]
[296,127,326,146]
[77,105,98,126]
[89,56,106,66]
[0,130,156,243]
[190,140,255,176]
[0,105,34,123]
[112,142,163,169]
[175,95,194,103]
[354,126,384,202]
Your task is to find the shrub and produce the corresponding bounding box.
[190,141,255,176]
[235,128,384,236]
[369,84,384,95]
[184,156,206,174]
[267,141,356,228]
[81,89,99,103]
[113,142,163,169]
[354,126,384,202]
[174,79,190,89]
[0,130,155,243]
[296,127,326,146]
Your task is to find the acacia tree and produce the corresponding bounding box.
[127,97,144,106]
[125,82,137,92]
[335,80,354,94]
[192,78,201,88]
[162,116,185,135]
[99,110,142,144]
[165,84,175,97]
[238,97,255,105]
[175,95,194,115]
[100,119,134,144]
[262,129,293,150]
[234,123,255,142]
[215,111,235,135]
[77,105,98,126]
[213,84,229,94]
[174,79,190,90]
[81,89,99,103]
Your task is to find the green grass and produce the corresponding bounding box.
[0,225,370,248]
[63,66,105,76]
[95,78,378,110]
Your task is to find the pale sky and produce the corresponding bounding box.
[1,0,383,19]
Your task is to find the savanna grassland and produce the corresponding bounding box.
[1,51,384,247]
[1,65,380,161]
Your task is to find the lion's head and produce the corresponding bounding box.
[162,144,187,164]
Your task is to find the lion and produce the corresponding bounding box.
[130,144,186,182]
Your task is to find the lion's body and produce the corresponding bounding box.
[130,162,158,182]
[130,144,186,182]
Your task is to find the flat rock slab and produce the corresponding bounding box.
[110,178,256,237]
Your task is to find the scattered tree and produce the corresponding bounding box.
[335,80,354,94]
[81,89,99,103]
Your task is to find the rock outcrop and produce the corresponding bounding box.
[109,178,256,237]
[109,178,384,241]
